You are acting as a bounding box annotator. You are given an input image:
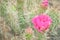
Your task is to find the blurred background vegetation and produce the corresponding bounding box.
[0,0,60,40]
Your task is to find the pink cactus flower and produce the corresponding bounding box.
[41,0,48,8]
[25,27,33,34]
[32,14,52,33]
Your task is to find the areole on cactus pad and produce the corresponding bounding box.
[32,14,52,33]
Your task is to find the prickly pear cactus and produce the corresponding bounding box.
[0,0,60,40]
